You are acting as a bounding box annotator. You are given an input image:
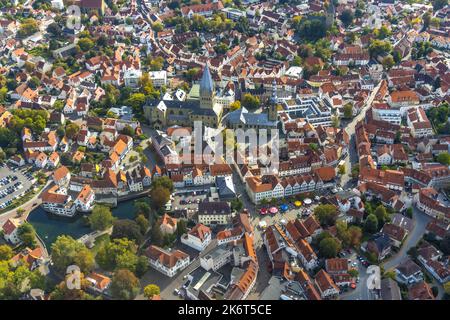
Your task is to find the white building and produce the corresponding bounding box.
[74,185,95,212]
[181,224,212,251]
[145,245,190,277]
[124,69,142,88]
[148,71,167,88]
[200,246,233,271]
[372,104,402,125]
[2,218,22,245]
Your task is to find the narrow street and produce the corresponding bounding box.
[340,81,382,187]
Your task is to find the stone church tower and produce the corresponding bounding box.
[199,64,215,109]
[268,79,278,122]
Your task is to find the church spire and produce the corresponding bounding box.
[200,63,214,96]
[199,63,215,109]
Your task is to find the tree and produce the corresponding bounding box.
[338,165,346,175]
[348,226,363,247]
[369,40,392,58]
[231,198,243,212]
[51,236,94,274]
[28,76,41,89]
[339,9,354,27]
[314,204,338,227]
[18,222,37,248]
[112,219,144,244]
[0,245,13,261]
[297,44,314,59]
[432,0,448,11]
[185,68,200,82]
[135,214,150,235]
[151,176,174,193]
[331,115,340,128]
[65,123,80,139]
[152,22,164,32]
[89,205,115,231]
[343,103,353,119]
[18,18,38,37]
[364,214,379,234]
[144,284,160,300]
[437,152,450,166]
[47,22,62,37]
[374,205,388,227]
[16,208,25,217]
[382,56,395,70]
[96,238,139,272]
[126,93,146,112]
[336,221,351,248]
[241,93,260,110]
[150,186,170,210]
[349,269,359,278]
[444,281,450,296]
[150,222,164,246]
[110,269,140,300]
[319,237,342,258]
[50,274,95,300]
[176,219,187,238]
[121,125,135,137]
[78,38,94,52]
[374,25,391,40]
[229,101,241,111]
[296,18,327,42]
[149,56,164,71]
[0,262,45,299]
[423,11,431,30]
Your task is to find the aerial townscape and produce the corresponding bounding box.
[0,0,449,303]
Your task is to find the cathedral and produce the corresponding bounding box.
[144,65,223,129]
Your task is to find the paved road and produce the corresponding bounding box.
[383,206,432,271]
[340,81,382,187]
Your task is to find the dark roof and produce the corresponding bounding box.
[380,278,402,300]
[198,201,231,215]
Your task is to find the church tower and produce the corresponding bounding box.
[268,79,278,122]
[199,64,215,109]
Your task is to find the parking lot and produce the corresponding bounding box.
[0,163,35,210]
[171,188,209,219]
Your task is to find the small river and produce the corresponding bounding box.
[28,198,147,249]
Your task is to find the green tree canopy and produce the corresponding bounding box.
[51,235,95,274]
[314,204,339,227]
[339,9,354,27]
[0,245,13,261]
[150,186,170,210]
[319,237,342,258]
[241,93,260,110]
[88,205,115,231]
[110,269,140,300]
[96,238,139,273]
[111,219,144,244]
[143,284,160,299]
[437,152,450,166]
[364,214,379,234]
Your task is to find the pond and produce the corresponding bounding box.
[28,197,148,250]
